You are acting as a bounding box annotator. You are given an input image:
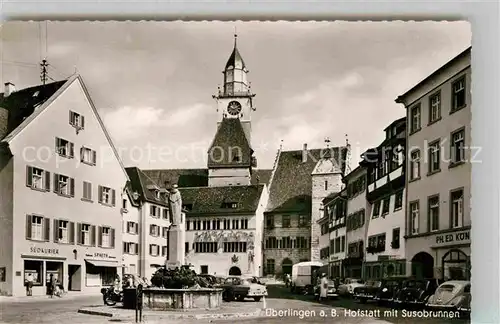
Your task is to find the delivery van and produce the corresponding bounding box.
[290,261,324,294]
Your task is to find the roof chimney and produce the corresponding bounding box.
[302,143,308,162]
[4,82,15,97]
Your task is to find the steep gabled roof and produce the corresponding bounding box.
[265,147,347,214]
[125,167,168,207]
[207,118,253,168]
[140,168,272,188]
[180,185,264,216]
[0,80,67,140]
[225,38,246,70]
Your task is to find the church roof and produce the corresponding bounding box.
[180,185,264,216]
[0,80,67,140]
[207,118,253,168]
[265,147,347,214]
[225,38,246,70]
[125,167,169,207]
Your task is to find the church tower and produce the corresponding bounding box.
[208,34,257,187]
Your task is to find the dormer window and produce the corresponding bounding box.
[155,190,160,199]
[221,202,238,209]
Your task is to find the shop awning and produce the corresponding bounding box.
[85,259,122,268]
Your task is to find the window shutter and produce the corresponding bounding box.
[81,116,85,128]
[97,226,102,247]
[69,178,75,197]
[26,215,32,239]
[44,217,50,242]
[76,223,82,244]
[80,147,84,162]
[111,189,116,206]
[88,182,93,200]
[163,209,168,219]
[69,222,75,244]
[135,243,139,255]
[69,111,73,125]
[69,142,74,158]
[26,166,33,187]
[44,171,51,191]
[53,219,59,242]
[98,186,103,203]
[149,244,152,255]
[53,174,60,193]
[91,225,96,246]
[92,150,97,165]
[123,242,127,253]
[55,137,59,153]
[110,228,115,248]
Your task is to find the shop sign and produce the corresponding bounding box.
[30,246,59,254]
[434,230,470,247]
[85,252,116,259]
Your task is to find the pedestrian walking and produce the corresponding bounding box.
[48,274,56,298]
[26,273,34,296]
[319,273,328,302]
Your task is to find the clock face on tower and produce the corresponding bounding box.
[227,101,242,116]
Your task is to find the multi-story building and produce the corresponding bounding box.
[120,183,141,277]
[318,211,330,266]
[324,191,347,277]
[361,117,407,280]
[343,166,369,279]
[0,75,128,296]
[263,144,347,277]
[396,47,471,280]
[125,167,171,280]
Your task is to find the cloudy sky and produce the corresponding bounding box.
[1,21,471,170]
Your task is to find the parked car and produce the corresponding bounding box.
[353,280,382,303]
[290,261,324,294]
[221,276,267,302]
[337,278,364,297]
[313,278,338,300]
[374,276,409,305]
[394,278,443,308]
[426,281,470,318]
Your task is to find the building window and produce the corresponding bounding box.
[428,140,441,174]
[429,92,441,124]
[126,221,138,234]
[100,227,113,248]
[55,220,70,244]
[391,228,400,249]
[162,246,168,257]
[451,76,466,112]
[372,201,381,218]
[241,218,248,229]
[123,242,139,255]
[428,195,440,232]
[82,181,92,201]
[265,237,277,249]
[450,189,464,228]
[163,209,169,220]
[296,237,308,249]
[122,198,128,210]
[223,242,247,253]
[451,128,465,164]
[298,215,307,227]
[80,147,97,165]
[98,186,116,206]
[324,180,328,191]
[26,166,50,191]
[150,224,160,237]
[149,244,160,256]
[162,227,168,238]
[266,259,275,275]
[341,236,345,252]
[26,215,49,241]
[185,242,190,253]
[221,202,238,209]
[150,206,160,218]
[394,191,403,211]
[282,215,291,228]
[69,111,85,129]
[410,150,421,180]
[79,223,93,246]
[194,242,218,253]
[55,137,74,158]
[410,104,421,133]
[24,260,43,286]
[409,201,419,235]
[54,174,75,197]
[381,198,390,215]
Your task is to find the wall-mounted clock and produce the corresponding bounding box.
[227,101,242,116]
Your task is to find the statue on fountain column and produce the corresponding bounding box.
[168,184,183,226]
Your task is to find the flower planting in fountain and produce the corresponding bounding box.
[151,266,220,289]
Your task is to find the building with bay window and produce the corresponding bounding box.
[0,76,128,296]
[324,191,347,278]
[360,117,407,280]
[395,47,471,281]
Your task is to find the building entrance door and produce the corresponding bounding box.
[68,264,81,291]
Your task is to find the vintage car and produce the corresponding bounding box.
[313,278,338,300]
[221,276,268,302]
[426,281,471,317]
[393,278,443,308]
[373,276,409,305]
[337,278,364,297]
[353,280,382,303]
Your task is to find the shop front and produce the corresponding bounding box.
[363,255,406,280]
[84,252,121,292]
[328,256,345,278]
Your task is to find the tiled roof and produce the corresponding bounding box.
[125,167,168,207]
[207,118,253,168]
[0,80,67,140]
[322,192,340,205]
[265,147,347,214]
[141,168,272,188]
[180,185,264,216]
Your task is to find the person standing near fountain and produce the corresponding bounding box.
[166,184,185,269]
